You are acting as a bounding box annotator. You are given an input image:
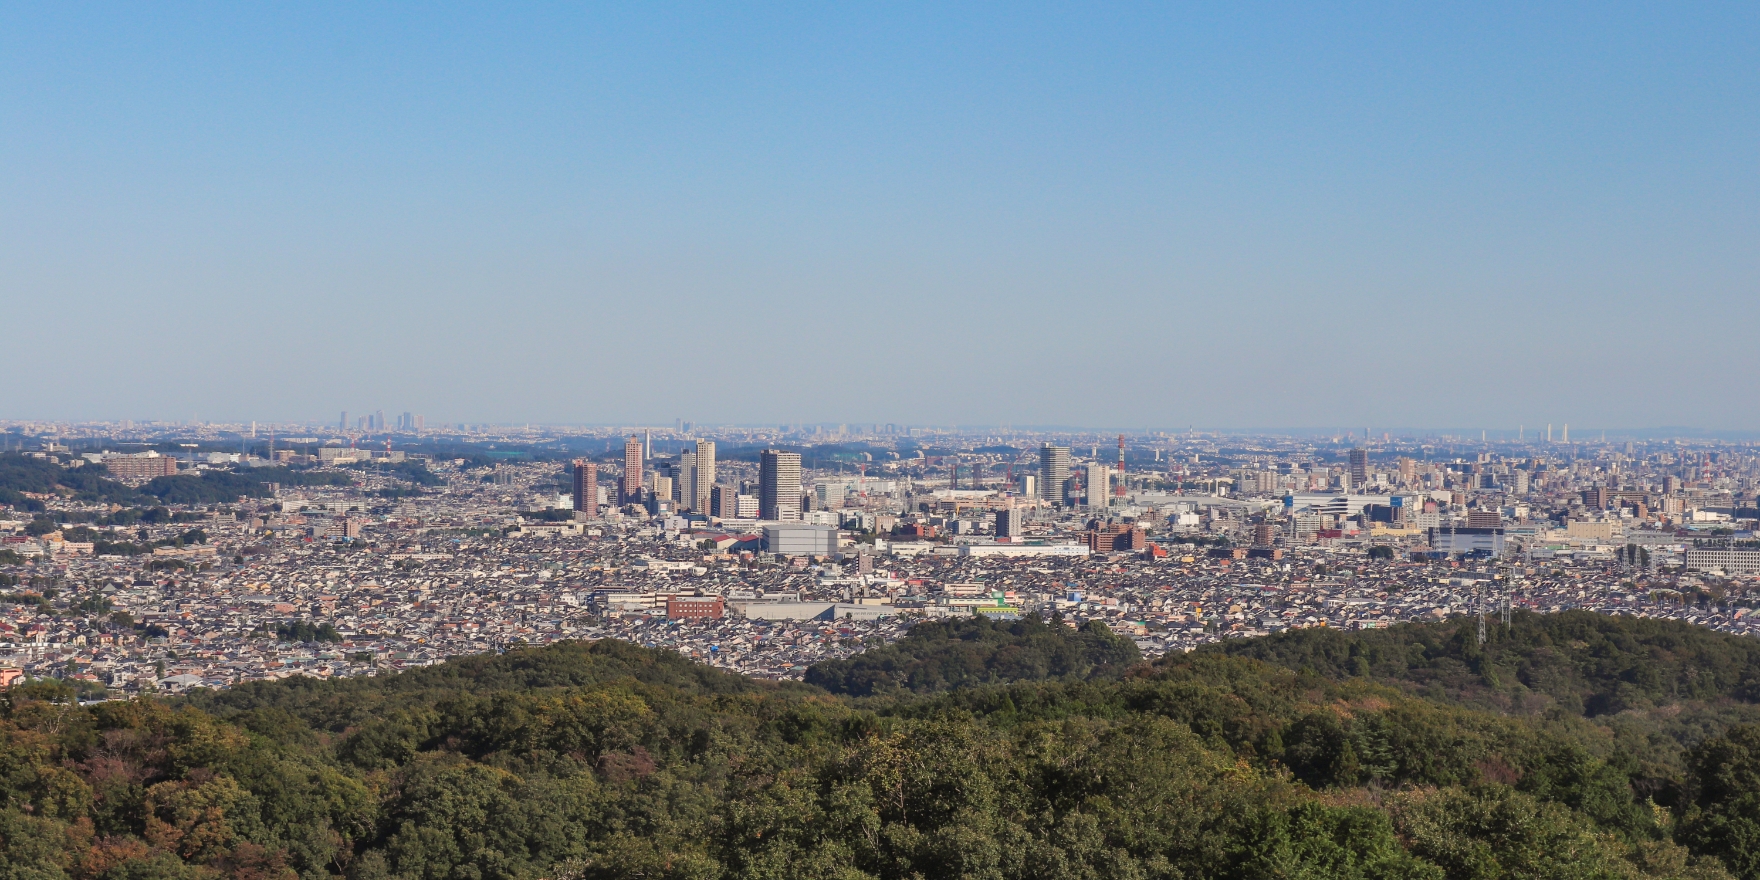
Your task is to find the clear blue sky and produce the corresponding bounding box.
[4,3,1756,430]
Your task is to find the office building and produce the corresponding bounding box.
[1466,509,1503,530]
[1084,463,1111,508]
[1018,474,1036,498]
[1428,526,1505,557]
[759,449,803,521]
[1686,545,1760,575]
[1040,444,1071,506]
[572,460,598,518]
[1348,448,1369,489]
[621,436,643,504]
[338,411,348,432]
[763,523,837,556]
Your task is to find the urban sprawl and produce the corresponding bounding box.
[4,417,1760,696]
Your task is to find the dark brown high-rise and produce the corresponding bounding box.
[572,459,598,518]
[621,436,643,504]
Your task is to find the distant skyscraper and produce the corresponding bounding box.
[401,411,412,431]
[621,436,643,504]
[339,411,348,431]
[1040,444,1071,506]
[1084,463,1111,508]
[760,449,803,521]
[572,459,598,518]
[677,451,695,503]
[413,415,424,432]
[689,439,716,512]
[1348,448,1369,488]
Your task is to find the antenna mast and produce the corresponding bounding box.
[1115,434,1127,500]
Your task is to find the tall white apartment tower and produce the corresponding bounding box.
[1084,463,1111,508]
[689,439,716,512]
[760,449,803,521]
[1040,444,1071,506]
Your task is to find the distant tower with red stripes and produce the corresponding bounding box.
[1115,435,1127,499]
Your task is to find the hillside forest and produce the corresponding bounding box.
[5,612,1760,879]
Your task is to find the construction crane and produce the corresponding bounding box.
[1003,448,1032,496]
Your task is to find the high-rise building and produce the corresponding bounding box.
[338,411,348,432]
[1253,523,1274,547]
[711,484,740,519]
[413,415,424,432]
[572,460,598,518]
[1040,444,1071,506]
[676,452,694,503]
[621,436,644,504]
[1348,448,1369,488]
[690,440,716,512]
[374,410,386,431]
[760,449,803,521]
[400,412,413,431]
[1084,463,1111,508]
[995,508,1025,539]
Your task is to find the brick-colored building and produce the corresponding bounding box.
[665,596,725,619]
[104,455,178,480]
[1086,524,1146,553]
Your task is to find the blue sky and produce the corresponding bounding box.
[3,3,1756,429]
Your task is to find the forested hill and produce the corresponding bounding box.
[1196,610,1760,717]
[185,637,810,734]
[803,616,1140,696]
[0,452,142,509]
[10,619,1760,879]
